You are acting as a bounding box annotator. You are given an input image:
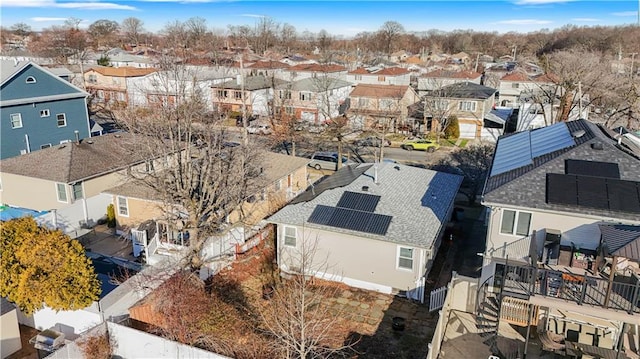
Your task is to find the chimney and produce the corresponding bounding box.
[374,164,379,184]
[74,130,80,144]
[13,58,18,66]
[362,186,369,192]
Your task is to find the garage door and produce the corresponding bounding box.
[459,123,477,139]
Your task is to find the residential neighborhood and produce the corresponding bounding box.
[1,8,639,359]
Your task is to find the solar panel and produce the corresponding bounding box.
[566,159,620,179]
[290,164,373,204]
[577,176,608,209]
[530,123,576,158]
[490,131,533,176]
[307,205,393,235]
[608,180,640,213]
[547,173,578,206]
[336,191,381,212]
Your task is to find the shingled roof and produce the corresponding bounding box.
[350,84,409,99]
[85,66,158,77]
[483,119,640,221]
[0,133,159,183]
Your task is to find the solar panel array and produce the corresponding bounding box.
[308,205,393,236]
[546,173,640,214]
[565,159,620,179]
[490,123,576,176]
[336,191,381,212]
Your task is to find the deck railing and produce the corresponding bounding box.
[500,264,640,314]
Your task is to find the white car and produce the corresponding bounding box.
[247,124,272,135]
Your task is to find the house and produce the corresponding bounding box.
[417,69,483,95]
[0,133,162,233]
[245,60,289,79]
[84,66,158,106]
[477,119,640,357]
[0,60,91,159]
[346,67,411,86]
[104,48,157,68]
[212,75,287,117]
[103,152,311,265]
[498,71,557,107]
[347,84,420,130]
[284,63,348,82]
[268,162,462,302]
[127,66,233,111]
[389,50,410,63]
[275,77,352,123]
[419,81,501,141]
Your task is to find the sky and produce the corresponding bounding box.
[1,0,639,37]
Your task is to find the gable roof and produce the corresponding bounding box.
[283,77,352,92]
[500,72,530,82]
[268,162,462,248]
[483,119,640,221]
[288,63,347,73]
[0,133,157,183]
[600,224,640,260]
[348,67,371,75]
[350,84,410,99]
[86,66,158,77]
[373,67,410,76]
[216,75,287,91]
[422,69,482,80]
[438,81,497,99]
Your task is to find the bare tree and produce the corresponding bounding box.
[88,19,120,49]
[10,22,31,38]
[260,236,357,358]
[378,21,405,55]
[121,17,144,47]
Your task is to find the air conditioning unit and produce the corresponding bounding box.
[543,229,562,266]
[29,328,65,353]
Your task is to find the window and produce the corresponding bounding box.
[279,90,291,100]
[56,113,67,127]
[354,75,362,81]
[357,98,369,107]
[56,183,67,202]
[234,91,243,100]
[458,101,477,112]
[40,143,51,149]
[88,74,97,83]
[275,179,282,191]
[285,106,294,115]
[378,76,386,82]
[217,90,228,98]
[500,209,532,236]
[72,182,83,200]
[299,92,312,101]
[10,113,22,128]
[145,160,155,173]
[430,100,448,111]
[398,247,414,270]
[117,196,129,217]
[40,109,50,117]
[25,76,36,83]
[284,226,296,247]
[512,83,520,89]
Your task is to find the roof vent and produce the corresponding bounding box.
[86,140,94,144]
[591,142,604,150]
[58,145,66,149]
[572,130,586,138]
[114,134,122,138]
[362,186,369,192]
[394,165,400,171]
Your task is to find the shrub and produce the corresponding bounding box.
[444,115,460,139]
[106,204,116,228]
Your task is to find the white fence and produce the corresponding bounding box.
[429,286,448,312]
[46,321,230,359]
[36,194,111,236]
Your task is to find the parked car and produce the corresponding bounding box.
[401,139,440,152]
[247,124,272,135]
[356,136,391,147]
[308,151,352,171]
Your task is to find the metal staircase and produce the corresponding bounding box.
[477,275,502,356]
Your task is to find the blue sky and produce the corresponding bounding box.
[1,0,639,37]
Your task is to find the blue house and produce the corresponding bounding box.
[0,60,90,159]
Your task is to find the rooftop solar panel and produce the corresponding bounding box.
[336,191,381,212]
[566,159,620,179]
[307,205,393,235]
[608,180,640,213]
[490,131,533,176]
[577,176,608,209]
[547,173,578,206]
[530,123,576,158]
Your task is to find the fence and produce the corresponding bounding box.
[36,194,111,235]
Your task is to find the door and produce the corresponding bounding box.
[131,229,147,258]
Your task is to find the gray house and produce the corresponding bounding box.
[268,162,462,302]
[1,60,90,159]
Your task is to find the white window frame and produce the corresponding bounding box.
[499,209,532,236]
[72,182,84,201]
[56,113,67,127]
[283,226,297,247]
[40,109,50,117]
[56,183,68,203]
[10,113,22,129]
[397,246,414,271]
[299,92,312,101]
[275,179,282,191]
[26,76,36,83]
[117,196,129,217]
[40,143,52,149]
[458,101,477,112]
